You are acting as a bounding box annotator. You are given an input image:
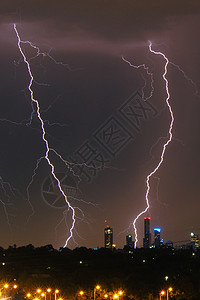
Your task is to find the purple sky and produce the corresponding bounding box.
[0,0,200,249]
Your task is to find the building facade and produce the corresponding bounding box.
[126,234,134,248]
[104,226,113,249]
[154,228,161,247]
[143,217,151,248]
[190,232,199,250]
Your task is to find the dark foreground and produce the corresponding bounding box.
[1,245,200,300]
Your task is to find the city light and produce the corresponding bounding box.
[160,291,165,295]
[55,289,59,300]
[167,287,173,300]
[154,228,161,232]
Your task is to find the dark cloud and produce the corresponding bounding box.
[1,0,200,39]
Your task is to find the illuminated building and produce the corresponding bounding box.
[104,226,113,249]
[143,217,151,248]
[154,228,161,247]
[126,234,134,248]
[190,232,199,250]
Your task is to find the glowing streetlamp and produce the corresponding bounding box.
[55,289,59,300]
[118,290,123,300]
[37,289,41,294]
[0,284,9,298]
[94,285,100,300]
[113,294,118,300]
[26,293,31,298]
[160,290,165,300]
[47,288,51,300]
[79,291,84,296]
[104,295,108,299]
[167,287,173,300]
[41,292,47,300]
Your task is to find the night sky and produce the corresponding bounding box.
[0,0,200,249]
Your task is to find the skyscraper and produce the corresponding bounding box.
[154,228,161,247]
[126,234,134,248]
[104,226,113,249]
[190,232,199,250]
[143,217,151,248]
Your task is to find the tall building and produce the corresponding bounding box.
[104,226,113,249]
[154,228,161,247]
[190,232,199,250]
[126,234,134,248]
[143,217,151,248]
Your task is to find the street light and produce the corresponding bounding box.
[0,283,9,298]
[79,291,84,296]
[55,289,59,300]
[41,292,47,300]
[47,288,51,300]
[94,285,100,300]
[118,290,123,300]
[167,287,173,300]
[113,294,118,300]
[160,290,165,300]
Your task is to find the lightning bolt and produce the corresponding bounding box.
[122,56,154,101]
[13,23,76,248]
[129,41,174,247]
[170,62,200,98]
[0,176,17,236]
[123,42,199,248]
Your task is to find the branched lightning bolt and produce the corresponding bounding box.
[0,176,17,235]
[14,23,76,247]
[122,56,154,101]
[131,41,174,247]
[170,62,200,98]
